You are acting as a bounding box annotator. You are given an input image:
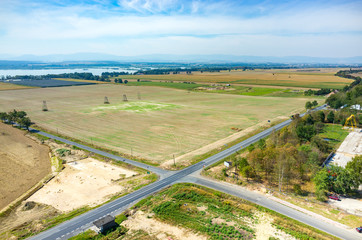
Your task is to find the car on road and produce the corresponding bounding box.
[356,227,362,233]
[328,195,341,201]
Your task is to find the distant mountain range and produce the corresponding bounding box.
[1,53,362,64]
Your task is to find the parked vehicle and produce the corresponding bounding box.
[356,227,362,233]
[328,195,341,201]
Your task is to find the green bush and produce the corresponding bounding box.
[56,148,71,157]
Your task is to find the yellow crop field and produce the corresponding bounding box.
[0,82,34,90]
[124,69,353,89]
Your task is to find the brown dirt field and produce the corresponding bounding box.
[0,82,33,90]
[0,123,50,211]
[0,84,309,165]
[0,201,58,234]
[161,116,288,168]
[122,211,207,240]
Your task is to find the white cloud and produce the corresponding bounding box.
[119,0,179,13]
[0,0,361,57]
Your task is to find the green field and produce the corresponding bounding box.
[318,124,350,148]
[123,69,353,89]
[126,81,325,98]
[69,184,338,240]
[0,84,311,166]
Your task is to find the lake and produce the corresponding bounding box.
[0,68,138,77]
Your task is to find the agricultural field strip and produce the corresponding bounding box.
[30,129,168,177]
[29,105,346,240]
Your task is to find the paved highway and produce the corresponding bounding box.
[29,104,360,240]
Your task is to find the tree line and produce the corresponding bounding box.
[326,70,362,109]
[0,110,32,130]
[304,88,332,96]
[228,110,360,199]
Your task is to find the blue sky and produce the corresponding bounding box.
[0,0,361,57]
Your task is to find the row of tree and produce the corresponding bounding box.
[304,88,332,96]
[0,110,32,130]
[230,113,332,192]
[305,100,318,109]
[114,78,128,84]
[327,70,362,109]
[228,108,362,199]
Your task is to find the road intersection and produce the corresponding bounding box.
[28,104,361,240]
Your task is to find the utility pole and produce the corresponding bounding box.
[173,154,176,167]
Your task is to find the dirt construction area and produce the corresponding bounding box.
[0,123,50,211]
[329,130,361,168]
[28,158,138,212]
[0,84,309,166]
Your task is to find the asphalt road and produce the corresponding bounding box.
[28,104,357,240]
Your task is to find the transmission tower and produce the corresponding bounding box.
[42,100,48,111]
[123,94,128,102]
[104,96,110,104]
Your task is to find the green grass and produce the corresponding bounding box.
[10,207,90,239]
[196,85,283,96]
[318,124,349,147]
[90,101,179,113]
[230,79,348,89]
[127,81,206,90]
[133,183,338,240]
[125,80,315,97]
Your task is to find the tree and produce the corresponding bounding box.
[16,110,27,119]
[8,110,18,125]
[318,111,325,123]
[305,114,314,125]
[257,138,266,150]
[311,136,332,153]
[124,80,128,84]
[19,117,32,130]
[313,168,329,201]
[247,144,255,152]
[312,100,318,106]
[305,101,313,109]
[333,166,354,194]
[238,157,249,170]
[345,155,362,189]
[327,111,335,123]
[241,166,255,180]
[296,124,316,142]
[0,112,8,122]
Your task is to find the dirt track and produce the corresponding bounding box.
[0,123,50,210]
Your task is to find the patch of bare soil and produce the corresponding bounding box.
[0,201,58,233]
[0,123,50,211]
[161,117,287,168]
[122,211,207,240]
[254,212,296,240]
[28,158,138,212]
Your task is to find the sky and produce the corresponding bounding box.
[0,0,361,58]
